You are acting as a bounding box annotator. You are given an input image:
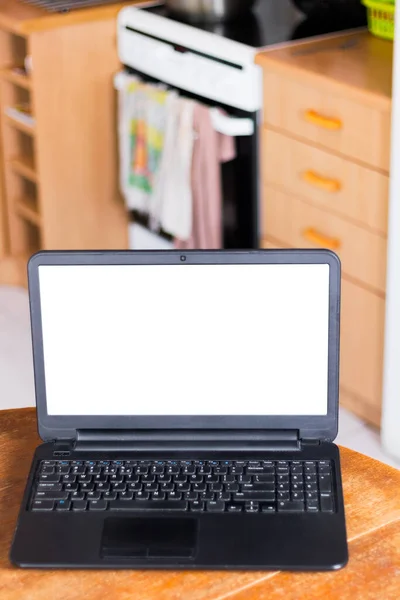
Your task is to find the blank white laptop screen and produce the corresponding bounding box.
[38,263,330,417]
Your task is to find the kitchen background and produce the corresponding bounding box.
[0,0,398,467]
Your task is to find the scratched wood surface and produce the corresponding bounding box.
[0,408,399,600]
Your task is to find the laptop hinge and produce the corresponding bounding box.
[73,429,301,453]
[301,438,321,446]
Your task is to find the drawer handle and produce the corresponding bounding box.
[303,227,341,251]
[304,109,342,130]
[302,170,341,193]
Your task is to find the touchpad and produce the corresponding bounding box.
[102,517,198,559]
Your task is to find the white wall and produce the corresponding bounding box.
[382,2,400,461]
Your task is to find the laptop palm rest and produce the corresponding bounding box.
[101,517,198,559]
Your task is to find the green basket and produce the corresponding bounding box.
[362,0,395,41]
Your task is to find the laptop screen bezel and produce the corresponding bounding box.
[28,249,340,442]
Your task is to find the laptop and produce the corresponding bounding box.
[10,249,348,570]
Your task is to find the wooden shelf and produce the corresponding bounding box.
[15,196,41,227]
[10,156,37,183]
[0,68,31,90]
[4,113,35,136]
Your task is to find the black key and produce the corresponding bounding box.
[238,475,252,483]
[80,482,95,491]
[254,474,274,483]
[41,466,55,474]
[242,483,275,492]
[151,465,165,475]
[109,474,124,483]
[278,501,304,512]
[318,466,331,474]
[89,500,108,511]
[193,483,206,492]
[127,482,142,492]
[94,474,107,483]
[190,501,205,511]
[213,467,228,475]
[247,467,272,474]
[37,483,63,491]
[318,461,330,467]
[245,501,259,513]
[152,492,166,501]
[35,491,69,501]
[205,474,219,483]
[306,483,318,491]
[224,483,239,492]
[39,474,61,483]
[277,483,290,491]
[87,491,101,500]
[71,492,86,501]
[32,500,54,511]
[168,492,182,501]
[291,491,304,501]
[291,466,303,474]
[56,500,71,511]
[305,465,317,474]
[109,500,188,511]
[182,465,196,475]
[87,466,102,475]
[305,474,317,482]
[234,492,275,502]
[72,501,87,511]
[277,491,290,500]
[305,461,316,467]
[136,466,149,474]
[318,475,332,493]
[221,474,235,483]
[291,483,304,492]
[174,475,187,484]
[216,492,232,502]
[166,466,180,474]
[276,467,289,474]
[136,491,150,501]
[248,461,261,467]
[175,481,190,492]
[96,482,111,492]
[262,461,275,468]
[291,474,303,483]
[201,491,215,501]
[71,466,86,475]
[261,503,276,513]
[103,491,118,501]
[230,466,243,474]
[210,483,223,492]
[306,500,320,512]
[207,500,225,512]
[57,466,71,475]
[320,493,334,512]
[184,492,198,501]
[197,465,211,474]
[160,482,174,492]
[85,461,98,467]
[43,460,56,466]
[306,491,318,500]
[234,461,246,466]
[227,503,243,512]
[119,491,134,500]
[277,461,289,467]
[144,482,158,492]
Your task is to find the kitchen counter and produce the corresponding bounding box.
[0,0,144,35]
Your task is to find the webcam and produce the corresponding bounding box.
[180,255,186,262]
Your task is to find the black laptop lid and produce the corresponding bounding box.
[28,250,340,442]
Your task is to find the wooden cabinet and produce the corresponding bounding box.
[256,32,393,427]
[0,1,136,286]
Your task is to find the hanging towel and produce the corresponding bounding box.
[151,97,195,240]
[175,104,236,250]
[118,75,174,213]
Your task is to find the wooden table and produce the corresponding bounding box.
[1,408,399,599]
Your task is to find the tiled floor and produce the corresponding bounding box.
[1,286,399,469]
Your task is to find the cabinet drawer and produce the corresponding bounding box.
[262,186,387,293]
[262,128,389,235]
[340,278,384,423]
[262,70,391,172]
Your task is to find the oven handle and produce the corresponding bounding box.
[209,108,255,137]
[114,72,254,137]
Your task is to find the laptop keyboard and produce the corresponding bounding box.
[31,459,335,514]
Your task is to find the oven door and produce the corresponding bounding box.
[116,69,259,250]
